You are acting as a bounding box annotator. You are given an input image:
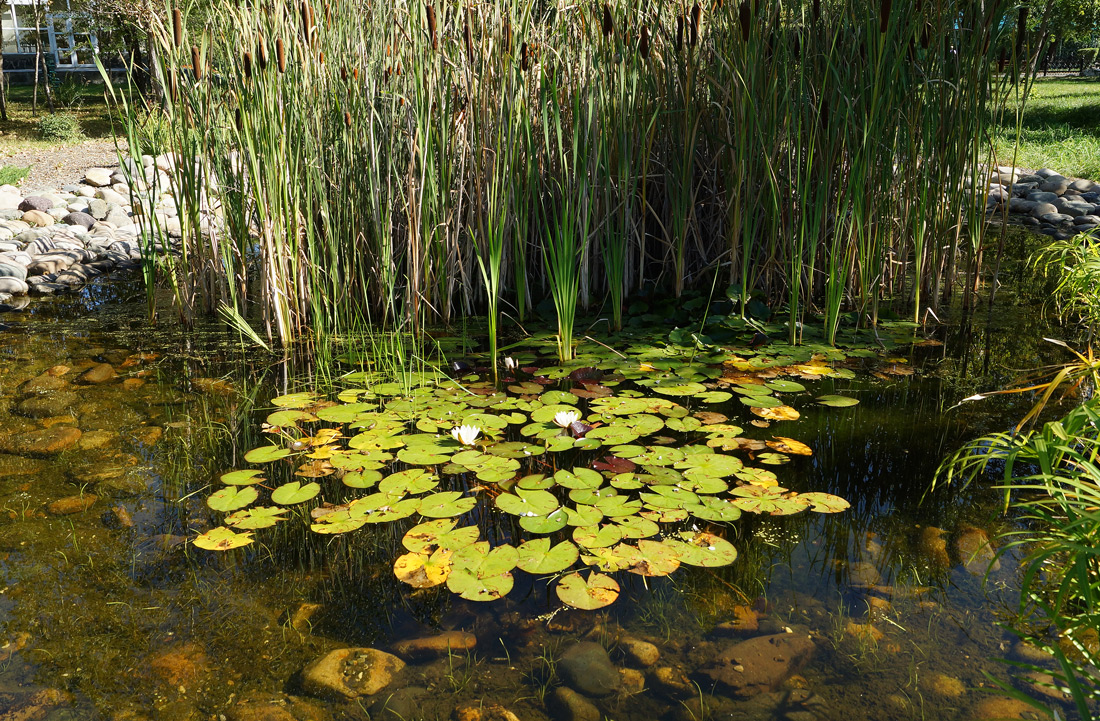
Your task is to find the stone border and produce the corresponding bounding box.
[986,167,1100,240]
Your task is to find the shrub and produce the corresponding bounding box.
[36,113,84,142]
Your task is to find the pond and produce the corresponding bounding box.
[0,266,1069,721]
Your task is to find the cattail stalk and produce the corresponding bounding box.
[426,4,438,51]
[172,7,183,48]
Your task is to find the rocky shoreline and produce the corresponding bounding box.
[986,166,1100,239]
[0,157,182,305]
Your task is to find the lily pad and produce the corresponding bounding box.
[555,572,620,610]
[379,469,439,495]
[496,488,560,517]
[573,524,623,549]
[220,469,265,486]
[402,518,481,553]
[816,394,859,407]
[271,481,321,505]
[419,491,478,518]
[799,492,851,513]
[765,379,807,393]
[394,547,453,588]
[516,538,580,574]
[628,539,681,576]
[225,505,288,529]
[194,526,254,550]
[667,531,738,567]
[554,468,604,490]
[208,486,259,512]
[519,508,569,534]
[271,392,317,408]
[244,445,293,463]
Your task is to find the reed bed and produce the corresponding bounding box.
[107,0,1031,359]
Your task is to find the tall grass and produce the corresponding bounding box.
[105,0,1033,356]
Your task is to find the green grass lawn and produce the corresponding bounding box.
[0,82,119,151]
[994,77,1100,179]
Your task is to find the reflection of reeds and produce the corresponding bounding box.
[104,0,1031,357]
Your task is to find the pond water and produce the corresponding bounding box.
[0,269,1070,721]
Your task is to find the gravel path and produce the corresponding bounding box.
[0,140,125,193]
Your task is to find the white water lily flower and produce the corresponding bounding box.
[451,424,481,446]
[503,356,518,371]
[553,410,581,428]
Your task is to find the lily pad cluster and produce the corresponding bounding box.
[196,344,859,609]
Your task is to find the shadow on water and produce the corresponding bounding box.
[0,266,1079,721]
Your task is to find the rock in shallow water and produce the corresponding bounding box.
[0,426,82,456]
[696,632,816,698]
[391,630,476,660]
[549,687,600,721]
[558,641,621,697]
[77,363,116,385]
[300,648,405,700]
[47,494,97,515]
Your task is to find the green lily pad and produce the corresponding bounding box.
[194,526,254,550]
[816,395,859,407]
[244,445,293,463]
[519,508,569,534]
[402,518,481,553]
[554,468,604,490]
[517,474,555,490]
[684,496,742,522]
[446,543,517,601]
[676,453,743,478]
[666,531,738,567]
[496,488,560,517]
[614,515,661,539]
[271,392,317,408]
[766,379,806,393]
[342,470,383,488]
[516,538,580,574]
[799,492,851,513]
[730,486,809,515]
[310,512,368,534]
[486,442,545,459]
[629,539,680,576]
[573,524,623,549]
[649,380,708,397]
[379,469,439,495]
[397,447,452,465]
[266,409,317,427]
[419,491,478,518]
[208,486,259,512]
[315,403,375,423]
[555,571,620,610]
[739,394,783,409]
[582,543,641,573]
[697,391,734,403]
[220,469,265,485]
[564,504,604,527]
[271,481,321,505]
[225,505,288,529]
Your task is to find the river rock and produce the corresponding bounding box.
[971,696,1044,719]
[715,605,760,635]
[77,363,116,385]
[0,263,27,281]
[619,667,645,695]
[47,494,97,515]
[149,642,210,688]
[300,648,404,700]
[548,687,600,721]
[619,637,659,667]
[918,526,950,567]
[18,196,51,212]
[848,561,880,585]
[453,703,521,721]
[0,426,82,456]
[696,632,816,698]
[1031,202,1059,218]
[21,210,53,227]
[367,686,429,721]
[651,665,694,697]
[15,391,79,418]
[1038,176,1070,194]
[0,454,46,476]
[0,192,21,210]
[955,525,1000,573]
[20,373,68,394]
[62,212,96,230]
[84,168,113,187]
[0,277,28,294]
[559,641,621,697]
[922,671,965,698]
[87,198,108,220]
[391,630,476,660]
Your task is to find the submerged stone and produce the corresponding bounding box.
[697,632,816,698]
[300,648,405,700]
[391,630,476,660]
[549,687,600,721]
[77,363,116,385]
[0,426,82,456]
[558,641,621,697]
[47,494,97,515]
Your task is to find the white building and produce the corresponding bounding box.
[2,0,99,75]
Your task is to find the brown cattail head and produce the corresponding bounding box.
[812,0,820,22]
[344,110,352,127]
[235,107,242,133]
[879,0,892,34]
[277,37,287,73]
[639,25,650,59]
[690,3,701,47]
[426,4,438,51]
[819,98,829,130]
[191,45,202,81]
[998,47,1007,70]
[676,14,683,52]
[172,7,183,48]
[243,51,253,79]
[464,13,474,64]
[502,17,512,53]
[1015,5,1028,57]
[602,3,613,38]
[325,2,331,25]
[341,65,348,81]
[257,33,269,69]
[520,41,529,70]
[168,74,178,102]
[353,66,359,80]
[714,0,722,9]
[920,23,929,49]
[738,1,750,42]
[301,1,315,46]
[319,50,325,64]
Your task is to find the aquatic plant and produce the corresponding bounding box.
[102,0,1036,355]
[195,337,858,610]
